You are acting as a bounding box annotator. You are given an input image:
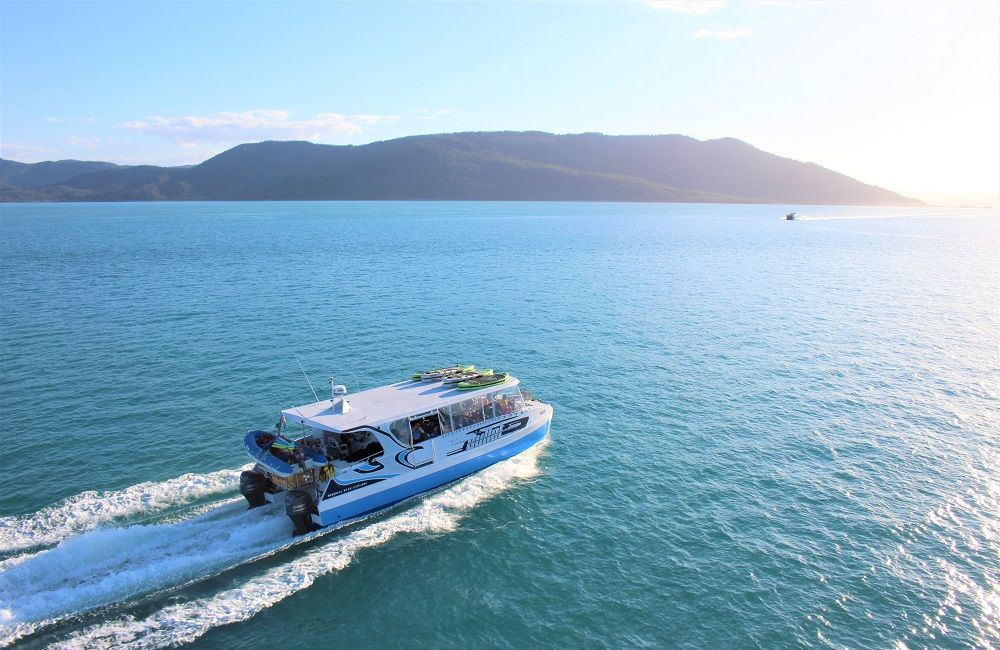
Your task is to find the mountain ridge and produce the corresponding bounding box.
[0,131,922,205]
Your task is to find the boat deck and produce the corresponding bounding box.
[282,375,520,431]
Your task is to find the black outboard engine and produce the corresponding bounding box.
[239,471,268,509]
[285,489,316,536]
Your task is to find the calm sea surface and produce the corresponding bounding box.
[0,201,997,649]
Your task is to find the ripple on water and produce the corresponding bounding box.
[0,202,997,648]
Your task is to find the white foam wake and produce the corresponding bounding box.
[51,443,545,650]
[0,499,293,647]
[0,467,248,554]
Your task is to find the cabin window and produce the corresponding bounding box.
[477,396,492,423]
[478,395,496,421]
[488,387,525,416]
[409,413,441,444]
[388,418,411,446]
[323,431,349,460]
[451,397,488,430]
[437,407,453,434]
[343,430,384,462]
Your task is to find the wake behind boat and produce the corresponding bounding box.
[240,366,552,535]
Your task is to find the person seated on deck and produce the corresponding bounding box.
[342,432,382,462]
[288,442,307,467]
[347,432,365,456]
[323,432,346,460]
[410,422,426,444]
[475,397,492,420]
[304,438,324,462]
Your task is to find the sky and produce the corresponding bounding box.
[1,0,998,196]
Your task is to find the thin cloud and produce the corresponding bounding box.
[119,109,400,146]
[65,136,102,149]
[692,26,752,39]
[42,116,64,123]
[0,142,54,162]
[417,108,459,121]
[644,1,724,14]
[750,0,846,6]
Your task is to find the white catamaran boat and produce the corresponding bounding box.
[239,367,553,535]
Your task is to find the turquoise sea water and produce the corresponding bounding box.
[0,201,997,648]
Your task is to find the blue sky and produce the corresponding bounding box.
[1,1,998,194]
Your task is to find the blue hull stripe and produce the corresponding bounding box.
[320,419,550,526]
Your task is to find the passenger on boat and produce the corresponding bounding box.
[290,443,308,467]
[346,432,365,455]
[304,437,325,461]
[339,431,384,461]
[411,422,426,443]
[323,432,346,460]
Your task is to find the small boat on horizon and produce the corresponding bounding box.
[785,212,798,220]
[239,366,553,536]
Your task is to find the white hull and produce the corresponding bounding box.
[242,371,552,535]
[312,401,551,526]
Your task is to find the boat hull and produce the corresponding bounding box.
[314,405,551,527]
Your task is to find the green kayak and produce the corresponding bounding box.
[443,368,493,384]
[413,364,475,380]
[456,372,509,390]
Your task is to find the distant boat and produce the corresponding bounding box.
[785,212,798,220]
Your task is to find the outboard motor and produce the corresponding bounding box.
[240,471,269,508]
[285,489,316,536]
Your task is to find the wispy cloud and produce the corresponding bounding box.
[42,116,64,123]
[644,1,724,14]
[417,108,459,121]
[120,109,400,146]
[750,0,846,6]
[65,136,102,149]
[692,26,752,39]
[0,142,54,161]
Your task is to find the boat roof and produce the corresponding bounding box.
[280,375,520,432]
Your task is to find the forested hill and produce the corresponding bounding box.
[0,132,921,205]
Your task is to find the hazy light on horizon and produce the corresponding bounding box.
[0,0,997,195]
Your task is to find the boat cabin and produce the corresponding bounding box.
[275,375,527,470]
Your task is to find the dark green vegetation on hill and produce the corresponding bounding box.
[0,132,920,205]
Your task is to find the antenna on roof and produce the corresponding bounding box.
[294,353,320,402]
[350,363,368,421]
[329,378,352,414]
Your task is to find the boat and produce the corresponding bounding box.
[442,368,493,384]
[239,369,553,536]
[457,372,509,390]
[785,212,798,220]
